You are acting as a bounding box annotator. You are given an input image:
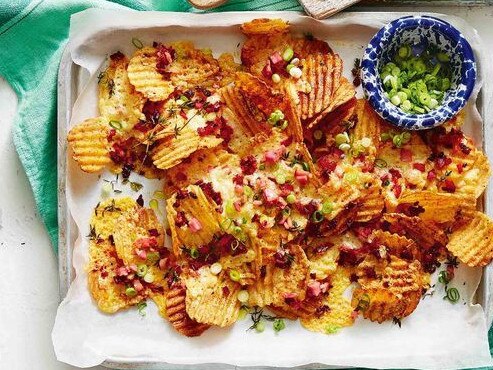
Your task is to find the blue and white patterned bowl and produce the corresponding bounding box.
[361,15,476,130]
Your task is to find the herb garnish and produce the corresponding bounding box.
[102,199,122,216]
[137,301,147,316]
[87,224,101,242]
[392,317,402,328]
[247,306,279,332]
[443,286,460,303]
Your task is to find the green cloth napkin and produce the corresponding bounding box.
[0,0,301,252]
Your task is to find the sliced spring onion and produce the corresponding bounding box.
[146,252,160,265]
[225,200,238,218]
[238,307,248,320]
[137,264,148,277]
[210,262,223,275]
[243,185,253,198]
[438,270,450,284]
[279,120,289,130]
[374,158,388,168]
[143,272,155,283]
[149,199,159,213]
[189,247,199,259]
[311,210,324,223]
[125,287,137,297]
[273,318,286,332]
[444,287,460,303]
[276,174,286,185]
[153,190,165,199]
[272,73,281,83]
[286,193,296,204]
[335,132,350,146]
[237,290,249,303]
[322,200,334,214]
[229,269,241,282]
[109,120,123,130]
[282,47,294,62]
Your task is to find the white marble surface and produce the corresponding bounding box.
[0,6,492,369]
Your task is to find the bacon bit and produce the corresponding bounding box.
[351,311,359,320]
[442,179,456,193]
[175,171,187,182]
[393,184,402,198]
[274,249,294,269]
[188,218,202,232]
[142,100,165,125]
[317,155,338,177]
[263,188,278,203]
[264,147,285,164]
[307,281,322,297]
[233,201,242,212]
[278,183,294,197]
[195,181,223,205]
[134,237,158,250]
[427,170,437,181]
[155,43,176,75]
[294,199,319,216]
[295,168,310,186]
[270,51,283,65]
[117,267,129,276]
[159,258,167,270]
[148,229,159,237]
[107,129,117,141]
[175,211,187,227]
[353,226,372,241]
[389,168,402,179]
[338,245,364,266]
[262,60,273,78]
[135,249,147,259]
[133,279,144,292]
[413,162,426,172]
[240,155,257,175]
[400,148,413,162]
[320,282,329,293]
[222,286,230,297]
[233,174,244,185]
[457,163,464,174]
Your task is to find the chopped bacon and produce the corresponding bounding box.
[133,279,144,292]
[107,129,117,141]
[264,146,285,164]
[393,184,402,198]
[413,162,426,172]
[427,170,437,181]
[307,281,322,298]
[263,188,278,203]
[188,218,202,232]
[232,174,244,186]
[134,237,158,250]
[295,168,310,186]
[281,135,293,146]
[442,179,456,193]
[155,43,176,75]
[457,163,464,174]
[261,60,273,78]
[240,155,257,175]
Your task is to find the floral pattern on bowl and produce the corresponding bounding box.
[361,15,476,130]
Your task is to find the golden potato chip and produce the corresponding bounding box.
[301,268,355,333]
[317,182,361,221]
[218,53,244,86]
[354,255,427,322]
[382,213,448,251]
[127,46,175,102]
[113,206,164,265]
[87,240,143,313]
[168,41,220,89]
[91,197,138,240]
[67,117,111,173]
[395,191,476,224]
[240,18,290,35]
[166,283,210,337]
[166,185,222,255]
[163,147,240,197]
[98,52,145,128]
[451,148,491,199]
[354,182,385,222]
[184,268,241,327]
[151,129,223,170]
[220,72,303,142]
[369,230,418,260]
[150,292,167,318]
[446,211,493,267]
[248,243,310,308]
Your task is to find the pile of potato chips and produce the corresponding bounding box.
[68,19,492,337]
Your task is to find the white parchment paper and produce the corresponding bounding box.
[53,9,493,369]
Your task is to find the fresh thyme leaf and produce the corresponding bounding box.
[130,182,143,192]
[392,317,402,328]
[87,224,101,241]
[108,79,115,97]
[102,199,122,216]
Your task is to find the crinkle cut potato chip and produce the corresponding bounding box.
[67,117,111,173]
[74,17,493,337]
[447,211,493,267]
[98,52,145,128]
[184,268,241,327]
[166,283,210,337]
[127,46,176,102]
[395,191,476,224]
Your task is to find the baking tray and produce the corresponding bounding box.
[57,10,493,369]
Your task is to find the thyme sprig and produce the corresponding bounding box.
[247,306,279,331]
